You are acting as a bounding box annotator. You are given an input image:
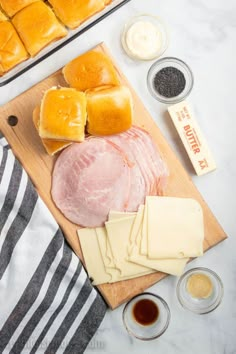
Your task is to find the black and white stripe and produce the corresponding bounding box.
[0,133,107,353]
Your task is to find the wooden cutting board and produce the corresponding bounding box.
[0,43,227,309]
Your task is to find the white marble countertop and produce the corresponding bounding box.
[1,0,235,353]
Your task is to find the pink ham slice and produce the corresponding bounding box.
[106,126,168,209]
[51,138,131,227]
[129,126,169,194]
[105,132,149,211]
[51,126,169,227]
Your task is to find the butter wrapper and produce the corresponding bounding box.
[168,101,216,176]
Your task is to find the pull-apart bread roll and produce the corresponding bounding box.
[0,8,7,21]
[33,106,71,155]
[86,85,133,136]
[12,1,67,57]
[48,0,107,29]
[0,21,29,76]
[39,87,86,142]
[0,0,37,17]
[63,50,120,91]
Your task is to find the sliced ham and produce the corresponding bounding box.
[51,138,131,227]
[51,126,169,227]
[106,132,150,210]
[130,126,169,193]
[106,126,168,208]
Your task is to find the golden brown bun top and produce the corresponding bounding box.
[33,105,71,155]
[0,0,38,17]
[12,1,67,57]
[63,49,120,91]
[86,85,133,136]
[0,21,29,76]
[48,0,106,29]
[39,87,86,142]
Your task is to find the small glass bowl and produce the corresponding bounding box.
[176,267,224,315]
[121,14,169,61]
[122,292,170,340]
[147,57,194,104]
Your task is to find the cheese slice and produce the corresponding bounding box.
[109,210,136,220]
[77,228,111,285]
[108,210,137,267]
[105,216,154,277]
[96,227,117,270]
[128,205,144,256]
[96,226,152,282]
[147,196,204,259]
[140,201,148,255]
[128,205,189,276]
[96,212,136,270]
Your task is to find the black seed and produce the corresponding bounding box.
[7,115,18,126]
[153,66,186,98]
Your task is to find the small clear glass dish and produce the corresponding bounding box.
[147,57,194,104]
[121,14,169,61]
[122,292,170,340]
[176,267,224,314]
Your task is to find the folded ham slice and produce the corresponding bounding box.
[51,138,131,227]
[128,126,169,194]
[106,126,168,209]
[51,126,169,227]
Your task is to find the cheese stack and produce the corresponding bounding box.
[78,196,204,285]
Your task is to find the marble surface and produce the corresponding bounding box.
[1,0,235,353]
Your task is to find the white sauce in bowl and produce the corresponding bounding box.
[124,20,162,60]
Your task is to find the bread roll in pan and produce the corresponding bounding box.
[0,0,131,87]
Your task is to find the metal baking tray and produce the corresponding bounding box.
[0,0,131,87]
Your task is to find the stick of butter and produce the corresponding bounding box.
[168,101,216,176]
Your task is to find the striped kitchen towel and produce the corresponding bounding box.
[0,133,107,354]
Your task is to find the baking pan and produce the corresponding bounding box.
[0,0,131,87]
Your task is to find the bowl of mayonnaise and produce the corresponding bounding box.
[121,14,169,61]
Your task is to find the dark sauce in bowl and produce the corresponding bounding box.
[132,299,159,326]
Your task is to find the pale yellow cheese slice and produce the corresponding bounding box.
[97,211,137,269]
[108,210,137,266]
[105,216,155,278]
[128,205,189,276]
[96,227,117,270]
[78,227,150,285]
[109,210,136,220]
[77,228,111,285]
[140,201,148,255]
[96,226,152,282]
[128,205,145,256]
[147,196,204,259]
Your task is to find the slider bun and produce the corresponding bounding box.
[63,50,120,91]
[48,0,107,30]
[32,105,71,156]
[86,85,133,136]
[0,8,7,21]
[0,0,38,17]
[12,1,67,57]
[0,21,29,76]
[39,87,86,142]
